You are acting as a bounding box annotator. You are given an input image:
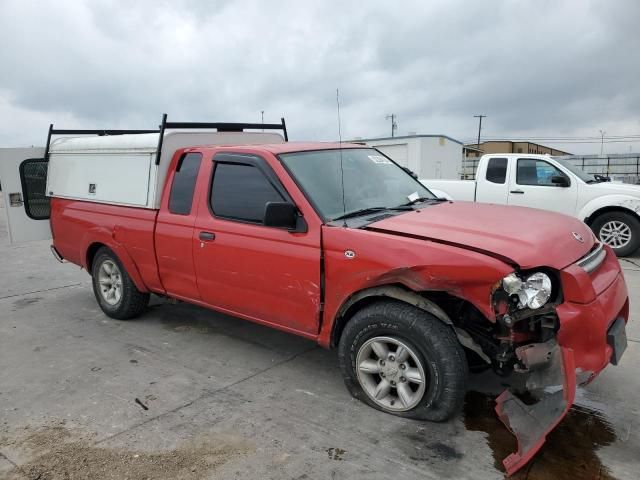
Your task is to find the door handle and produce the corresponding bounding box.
[510,190,525,194]
[199,231,216,241]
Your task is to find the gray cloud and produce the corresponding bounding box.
[1,0,639,154]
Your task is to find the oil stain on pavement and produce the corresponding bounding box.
[11,297,42,310]
[464,391,617,479]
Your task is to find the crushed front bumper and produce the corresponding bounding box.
[495,251,629,476]
[496,344,576,475]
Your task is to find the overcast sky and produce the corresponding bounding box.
[1,0,639,154]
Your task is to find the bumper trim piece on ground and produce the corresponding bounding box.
[495,345,577,476]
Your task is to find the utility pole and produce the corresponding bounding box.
[385,114,398,137]
[474,114,486,150]
[261,110,265,131]
[599,129,606,156]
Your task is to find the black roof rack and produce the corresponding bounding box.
[44,113,289,164]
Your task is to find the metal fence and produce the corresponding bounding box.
[460,154,640,184]
[460,157,480,180]
[560,155,640,184]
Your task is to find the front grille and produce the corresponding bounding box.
[576,242,606,274]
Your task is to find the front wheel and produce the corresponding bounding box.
[338,301,467,422]
[91,247,149,319]
[591,211,640,257]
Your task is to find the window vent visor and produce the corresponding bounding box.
[576,242,606,274]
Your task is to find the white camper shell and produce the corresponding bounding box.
[0,116,288,243]
[47,130,285,209]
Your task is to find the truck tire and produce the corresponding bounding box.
[91,247,149,320]
[338,300,467,422]
[591,211,640,257]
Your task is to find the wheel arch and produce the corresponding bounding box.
[85,241,149,293]
[581,198,640,226]
[86,242,105,271]
[330,284,491,363]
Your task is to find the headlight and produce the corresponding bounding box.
[501,272,552,309]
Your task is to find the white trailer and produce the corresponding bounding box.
[355,134,464,180]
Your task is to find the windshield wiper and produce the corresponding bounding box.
[332,205,411,221]
[332,207,388,221]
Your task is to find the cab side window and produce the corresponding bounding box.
[168,153,202,215]
[516,159,566,186]
[485,157,508,184]
[210,162,284,223]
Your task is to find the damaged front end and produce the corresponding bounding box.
[454,269,579,476]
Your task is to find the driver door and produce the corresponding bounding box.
[192,152,322,335]
[507,158,578,216]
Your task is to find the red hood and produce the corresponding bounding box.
[366,202,594,270]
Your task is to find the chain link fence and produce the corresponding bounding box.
[559,155,640,184]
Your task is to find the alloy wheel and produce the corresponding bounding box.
[599,220,632,249]
[355,336,427,412]
[97,259,123,306]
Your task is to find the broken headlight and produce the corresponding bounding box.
[502,272,552,309]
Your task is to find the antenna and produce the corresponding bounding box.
[336,88,347,226]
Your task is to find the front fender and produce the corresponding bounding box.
[579,194,640,222]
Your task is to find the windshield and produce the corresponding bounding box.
[279,148,436,220]
[554,158,596,183]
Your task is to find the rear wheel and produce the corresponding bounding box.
[591,211,640,257]
[91,247,149,319]
[338,301,467,422]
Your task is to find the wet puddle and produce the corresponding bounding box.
[464,391,617,479]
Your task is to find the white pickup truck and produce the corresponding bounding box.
[422,154,640,256]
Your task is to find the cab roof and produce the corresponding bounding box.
[202,141,367,155]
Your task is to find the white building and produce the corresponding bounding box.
[353,134,464,179]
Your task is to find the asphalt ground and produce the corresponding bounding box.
[1,201,639,480]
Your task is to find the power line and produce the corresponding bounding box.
[462,139,640,145]
[461,134,640,141]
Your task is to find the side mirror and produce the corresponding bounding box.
[551,175,570,187]
[264,202,298,229]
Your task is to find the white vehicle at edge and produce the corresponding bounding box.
[421,154,640,256]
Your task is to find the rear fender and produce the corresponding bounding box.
[82,226,149,293]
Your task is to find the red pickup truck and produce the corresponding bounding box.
[0,119,629,475]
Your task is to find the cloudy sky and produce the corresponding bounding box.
[1,0,639,154]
